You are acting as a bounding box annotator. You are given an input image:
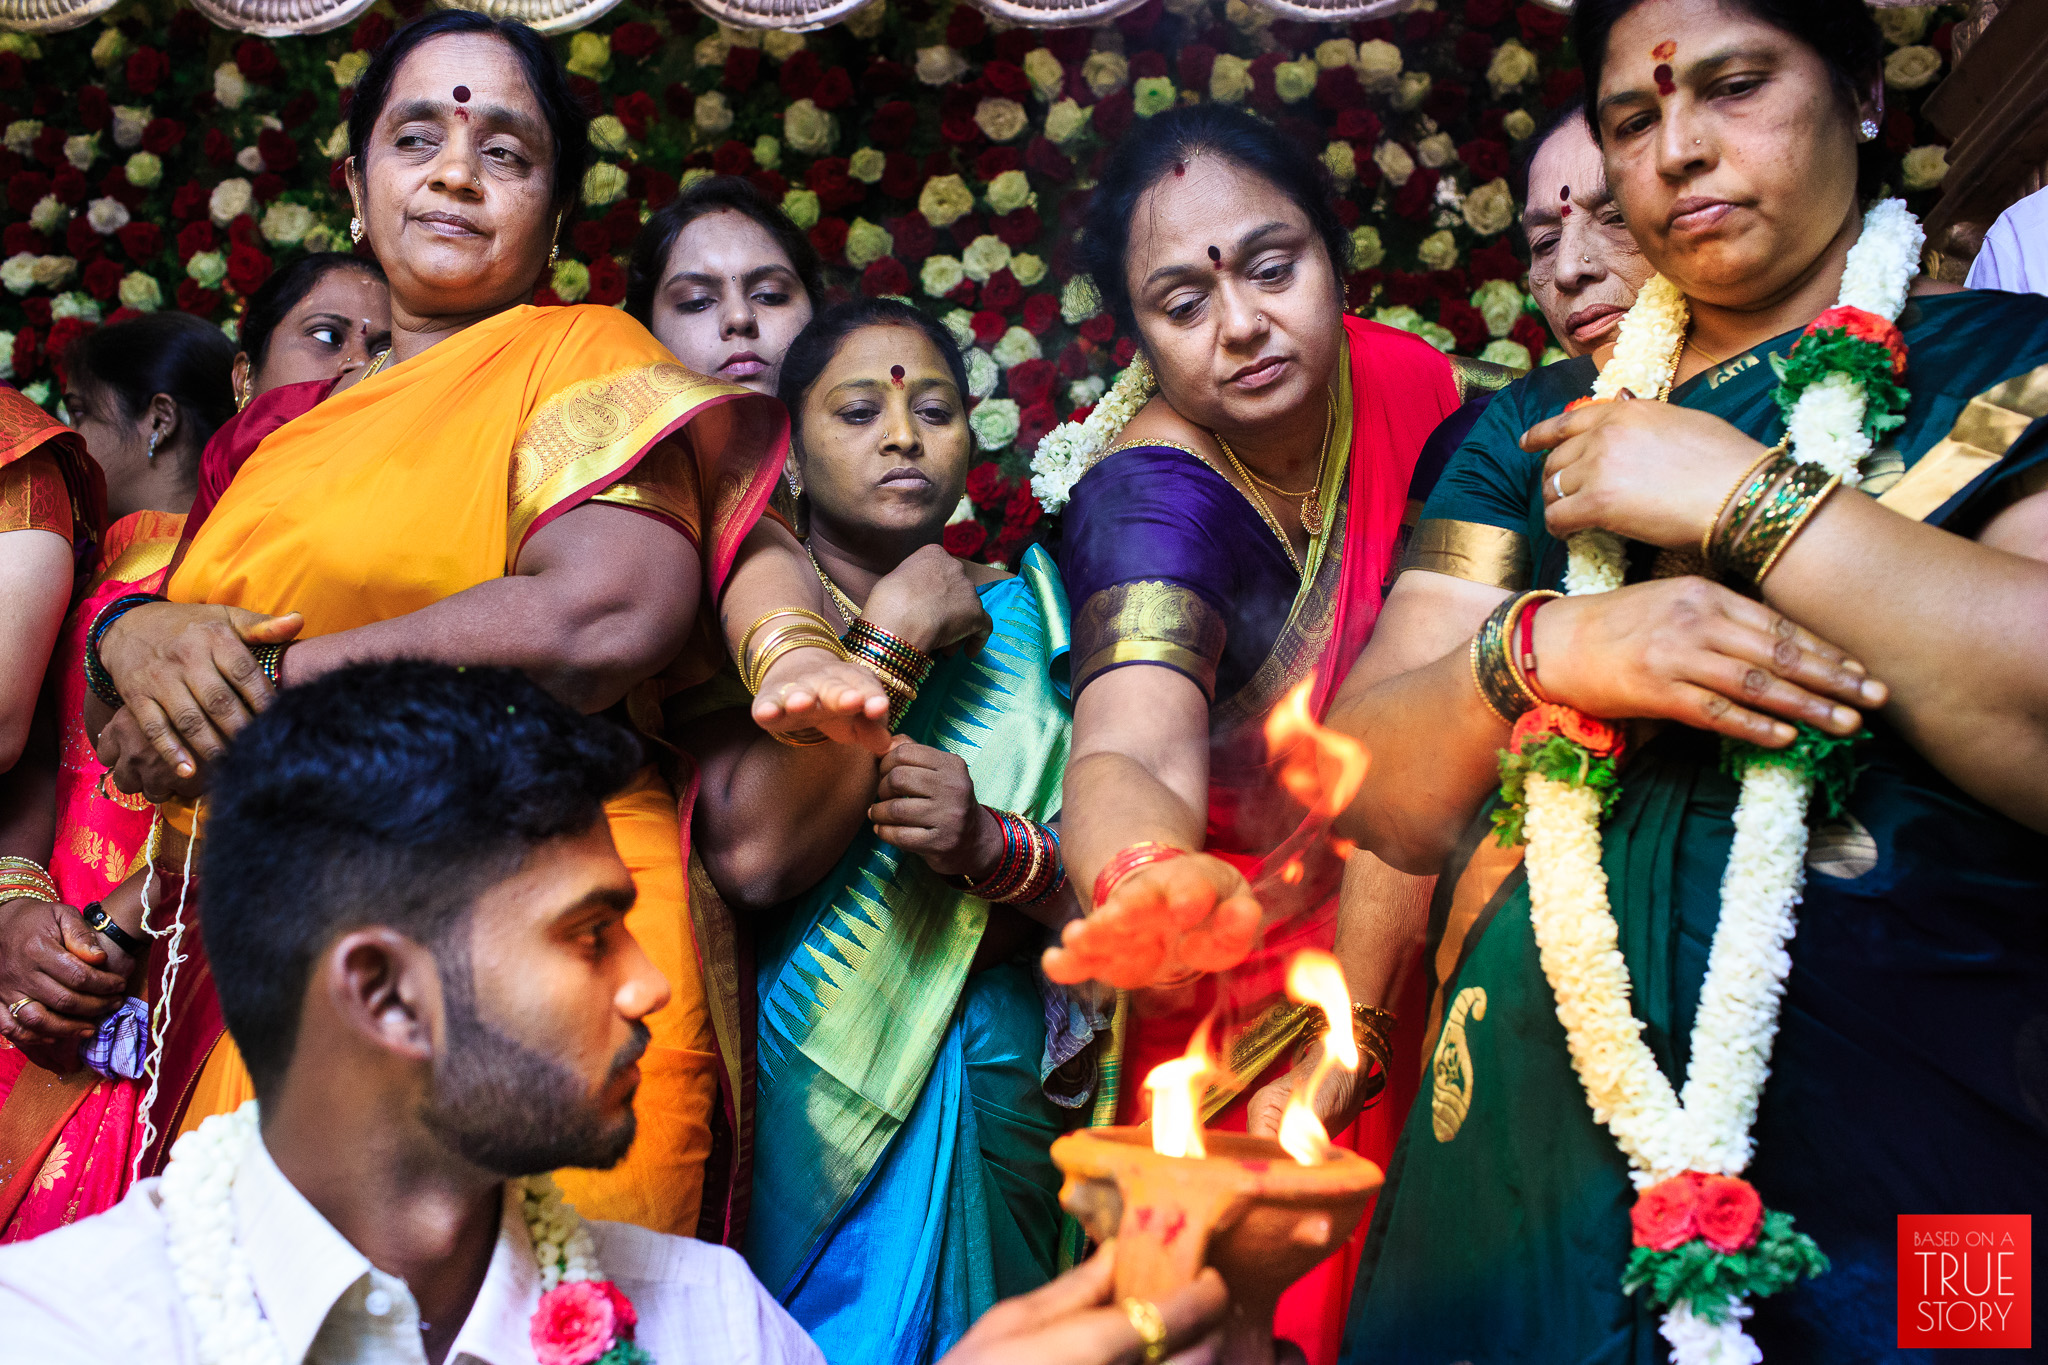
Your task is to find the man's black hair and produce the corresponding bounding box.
[200,660,641,1094]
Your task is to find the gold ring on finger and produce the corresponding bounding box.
[1120,1296,1168,1365]
[8,998,31,1019]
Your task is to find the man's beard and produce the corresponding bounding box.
[418,960,647,1177]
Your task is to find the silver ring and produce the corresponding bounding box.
[1551,471,1566,501]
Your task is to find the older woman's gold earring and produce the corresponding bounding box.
[549,210,565,267]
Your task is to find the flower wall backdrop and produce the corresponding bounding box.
[0,0,1961,561]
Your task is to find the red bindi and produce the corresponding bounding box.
[1560,184,1572,216]
[453,85,471,102]
[1653,63,1675,95]
[1651,40,1676,61]
[890,365,905,387]
[1174,161,1186,177]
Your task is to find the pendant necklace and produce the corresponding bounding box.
[1212,390,1336,572]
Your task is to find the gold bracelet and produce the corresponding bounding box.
[745,628,850,696]
[1754,473,1842,585]
[1725,462,1832,587]
[1707,445,1794,580]
[1700,445,1784,568]
[1470,590,1551,723]
[736,608,837,676]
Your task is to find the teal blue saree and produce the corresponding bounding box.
[1345,290,2048,1365]
[745,546,1079,1365]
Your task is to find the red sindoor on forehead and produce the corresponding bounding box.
[890,365,905,386]
[1651,40,1676,60]
[453,85,472,102]
[1653,63,1675,94]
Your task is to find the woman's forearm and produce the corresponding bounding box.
[1060,750,1208,897]
[689,711,879,910]
[0,529,72,770]
[1762,490,2048,829]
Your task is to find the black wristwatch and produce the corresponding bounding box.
[80,901,145,957]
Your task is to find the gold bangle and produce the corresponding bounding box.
[1755,473,1841,585]
[740,620,847,693]
[1700,445,1784,568]
[1470,590,1551,723]
[746,629,850,696]
[1708,445,1793,580]
[736,608,837,673]
[1725,462,1831,587]
[1120,1298,1169,1365]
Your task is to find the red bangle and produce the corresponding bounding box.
[1090,841,1184,909]
[1515,596,1548,701]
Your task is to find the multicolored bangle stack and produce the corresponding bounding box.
[249,642,291,690]
[1703,445,1841,589]
[844,619,933,730]
[84,592,165,709]
[0,855,60,908]
[738,608,851,747]
[1469,589,1562,723]
[962,808,1065,906]
[1089,840,1185,910]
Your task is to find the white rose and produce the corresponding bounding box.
[328,50,370,89]
[961,234,1013,283]
[966,348,1000,400]
[1322,142,1356,184]
[214,62,247,111]
[1883,45,1942,91]
[1875,5,1931,47]
[589,115,630,153]
[261,201,314,247]
[111,106,151,151]
[1372,140,1415,187]
[845,218,894,270]
[919,174,975,228]
[86,197,128,235]
[1,253,38,295]
[31,259,79,293]
[124,151,162,188]
[1487,40,1538,98]
[186,251,227,289]
[762,30,806,63]
[1417,132,1457,169]
[209,178,254,227]
[1463,178,1516,237]
[4,120,41,155]
[551,260,590,302]
[1010,253,1046,287]
[916,46,970,87]
[849,148,886,184]
[1479,339,1533,370]
[236,146,265,173]
[694,35,730,68]
[1417,230,1460,272]
[1067,375,1106,407]
[975,98,1028,143]
[1354,39,1402,92]
[942,307,975,349]
[845,0,887,41]
[1472,279,1526,337]
[992,325,1041,369]
[1224,0,1271,34]
[1209,53,1253,104]
[29,195,66,235]
[1392,71,1433,111]
[753,135,782,169]
[694,92,733,136]
[63,133,97,170]
[969,396,1020,449]
[1082,52,1129,98]
[681,168,714,192]
[1023,49,1063,101]
[1315,39,1356,71]
[1502,108,1537,142]
[566,32,609,79]
[90,28,125,71]
[0,331,11,380]
[1416,322,1457,353]
[781,189,821,230]
[1061,274,1101,324]
[582,162,628,207]
[1901,144,1948,192]
[783,99,837,156]
[317,123,350,160]
[51,291,98,323]
[1044,99,1090,145]
[986,169,1035,215]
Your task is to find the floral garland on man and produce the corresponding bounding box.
[1489,199,1923,1365]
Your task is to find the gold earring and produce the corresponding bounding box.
[549,209,565,267]
[349,217,363,244]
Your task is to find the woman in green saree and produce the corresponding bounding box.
[1318,0,2048,1361]
[680,299,1082,1365]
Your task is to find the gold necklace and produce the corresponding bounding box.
[805,539,861,627]
[1212,391,1336,572]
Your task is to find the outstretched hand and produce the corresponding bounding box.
[750,645,895,754]
[1042,853,1261,990]
[937,1242,1228,1365]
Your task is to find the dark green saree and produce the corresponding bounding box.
[1344,290,2048,1365]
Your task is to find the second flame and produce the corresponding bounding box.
[1145,1017,1215,1158]
[1277,949,1359,1166]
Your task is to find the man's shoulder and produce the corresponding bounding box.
[586,1222,824,1365]
[586,1217,752,1284]
[0,1181,187,1361]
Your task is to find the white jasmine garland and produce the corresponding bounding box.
[1029,353,1155,510]
[1660,1301,1762,1365]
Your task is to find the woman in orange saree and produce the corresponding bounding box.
[78,13,883,1241]
[1039,107,1505,1364]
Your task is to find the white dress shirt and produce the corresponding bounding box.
[1966,185,2048,298]
[0,1136,824,1365]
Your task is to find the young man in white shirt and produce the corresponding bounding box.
[0,661,1223,1365]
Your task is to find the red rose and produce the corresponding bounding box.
[813,66,854,112]
[3,224,44,256]
[940,114,981,148]
[572,221,610,257]
[0,51,22,91]
[105,306,143,326]
[530,1281,616,1365]
[1466,0,1510,25]
[861,57,910,98]
[610,21,659,60]
[256,128,299,173]
[532,285,567,307]
[1335,108,1381,144]
[1629,1172,1705,1252]
[984,60,1029,100]
[1248,52,1285,111]
[992,208,1041,250]
[1118,0,1164,40]
[1056,341,1090,379]
[78,85,110,132]
[641,168,679,209]
[979,269,1022,312]
[969,309,1006,347]
[1694,1175,1764,1254]
[1543,69,1584,109]
[1015,401,1057,456]
[200,127,233,167]
[1092,90,1134,141]
[993,31,1038,64]
[1391,167,1439,221]
[965,462,1005,505]
[1424,80,1470,127]
[1510,315,1550,359]
[83,257,124,301]
[1025,137,1072,184]
[1439,300,1490,355]
[66,216,103,261]
[125,47,170,97]
[1079,314,1115,346]
[176,221,216,262]
[1404,9,1446,39]
[807,158,863,211]
[808,217,849,265]
[860,257,911,297]
[587,256,627,306]
[869,100,918,151]
[594,1281,637,1335]
[779,50,822,101]
[9,328,41,382]
[1517,2,1571,47]
[227,243,272,295]
[6,171,48,217]
[942,521,987,558]
[1469,238,1527,285]
[1177,44,1218,93]
[1022,293,1059,337]
[1113,336,1136,367]
[175,280,220,318]
[235,38,281,84]
[975,146,1022,182]
[228,214,260,248]
[949,276,980,308]
[21,298,51,328]
[1315,67,1367,112]
[1007,358,1056,407]
[890,211,935,262]
[1804,305,1907,376]
[1006,483,1044,528]
[1460,138,1511,183]
[945,4,987,49]
[602,201,641,251]
[614,90,657,143]
[352,11,392,51]
[747,169,787,201]
[724,46,761,95]
[100,167,145,210]
[1129,51,1168,81]
[990,525,1035,566]
[712,140,754,177]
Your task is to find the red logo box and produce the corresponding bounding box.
[1898,1215,2031,1349]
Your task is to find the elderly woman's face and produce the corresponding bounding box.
[352,33,559,318]
[1522,117,1653,356]
[650,210,814,396]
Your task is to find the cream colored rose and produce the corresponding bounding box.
[589,115,630,153]
[328,51,370,88]
[1210,54,1253,104]
[845,218,895,270]
[753,136,782,169]
[784,100,837,156]
[3,33,42,59]
[1875,5,1931,47]
[1133,77,1177,118]
[119,271,162,312]
[695,91,733,135]
[1901,144,1948,192]
[29,196,64,235]
[1463,178,1516,237]
[849,147,887,184]
[917,46,970,87]
[1044,99,1090,144]
[1350,225,1384,270]
[63,134,97,171]
[186,251,227,289]
[1274,59,1318,104]
[694,35,730,68]
[51,291,100,323]
[970,396,1019,448]
[566,32,610,79]
[214,63,247,111]
[1061,273,1101,324]
[261,201,314,247]
[1373,140,1415,187]
[1392,71,1433,112]
[551,260,591,303]
[1010,253,1047,287]
[1314,39,1356,71]
[90,29,125,71]
[976,97,1028,143]
[1417,231,1460,272]
[781,188,821,230]
[1225,0,1271,34]
[86,197,129,235]
[3,120,39,156]
[1487,40,1537,98]
[721,24,760,49]
[318,123,350,160]
[1884,45,1942,91]
[993,326,1041,369]
[112,106,150,151]
[124,151,162,188]
[986,169,1035,215]
[1083,52,1129,98]
[1417,132,1456,169]
[236,146,265,174]
[942,308,975,349]
[582,162,628,207]
[844,1,887,41]
[1024,49,1063,101]
[1373,304,1423,334]
[1416,322,1457,353]
[762,30,806,62]
[1472,279,1526,337]
[209,178,254,226]
[1322,141,1357,184]
[962,234,1013,283]
[1,254,37,295]
[920,174,975,228]
[1480,338,1533,370]
[1354,39,1402,92]
[1503,108,1537,142]
[966,348,999,399]
[922,255,967,297]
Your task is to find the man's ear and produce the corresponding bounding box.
[319,927,443,1064]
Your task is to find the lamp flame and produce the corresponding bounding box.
[1145,1018,1216,1158]
[1277,950,1358,1166]
[1264,681,1370,819]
